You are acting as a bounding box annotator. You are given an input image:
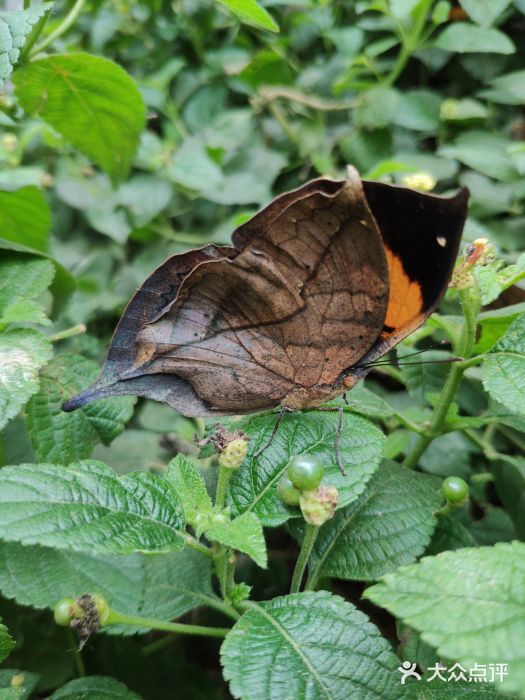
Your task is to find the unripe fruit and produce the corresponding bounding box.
[287,454,325,491]
[300,485,339,526]
[218,438,248,469]
[54,597,79,626]
[277,475,301,506]
[441,476,469,505]
[91,593,111,625]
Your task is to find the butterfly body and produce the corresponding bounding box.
[63,167,468,417]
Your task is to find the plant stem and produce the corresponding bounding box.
[67,630,86,676]
[215,465,233,510]
[257,86,356,112]
[31,0,87,58]
[383,0,432,86]
[18,9,52,63]
[106,609,229,638]
[213,466,236,598]
[49,324,86,342]
[184,534,212,558]
[402,288,479,469]
[394,412,425,434]
[290,524,319,594]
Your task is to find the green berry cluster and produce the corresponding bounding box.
[277,455,339,526]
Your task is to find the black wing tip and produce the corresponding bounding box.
[62,384,115,412]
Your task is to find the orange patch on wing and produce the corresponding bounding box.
[384,248,423,331]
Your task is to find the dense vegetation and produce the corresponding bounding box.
[0,1,524,698]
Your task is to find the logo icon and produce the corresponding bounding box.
[398,661,421,685]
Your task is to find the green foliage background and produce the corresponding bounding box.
[0,1,525,698]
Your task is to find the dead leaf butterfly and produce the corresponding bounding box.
[63,166,468,442]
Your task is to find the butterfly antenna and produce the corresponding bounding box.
[360,356,463,369]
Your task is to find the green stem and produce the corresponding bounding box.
[394,412,425,435]
[67,630,86,676]
[18,8,52,63]
[213,466,236,598]
[31,0,87,57]
[106,609,229,638]
[290,524,319,594]
[184,534,213,558]
[383,0,432,86]
[402,288,479,469]
[49,324,86,343]
[215,465,233,510]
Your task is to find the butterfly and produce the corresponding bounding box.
[63,166,468,456]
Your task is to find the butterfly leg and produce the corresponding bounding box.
[253,406,289,459]
[316,405,347,475]
[343,392,350,406]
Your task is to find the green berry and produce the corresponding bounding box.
[92,593,111,625]
[442,476,469,504]
[287,454,325,491]
[54,597,79,626]
[277,475,301,506]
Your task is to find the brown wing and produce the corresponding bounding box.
[121,167,389,414]
[343,181,469,389]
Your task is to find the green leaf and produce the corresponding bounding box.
[490,457,525,538]
[483,312,525,415]
[305,462,442,582]
[0,187,51,253]
[167,136,224,192]
[0,329,52,431]
[435,22,515,54]
[14,54,146,183]
[206,512,267,568]
[221,592,405,700]
[468,507,517,545]
[390,0,424,19]
[0,244,75,319]
[482,69,525,105]
[0,255,54,328]
[0,542,218,635]
[354,87,400,130]
[0,460,186,555]
[412,678,509,697]
[439,132,518,181]
[401,350,450,405]
[459,0,512,27]
[440,97,488,121]
[397,621,439,674]
[0,670,39,700]
[393,90,441,132]
[476,303,525,353]
[337,382,395,419]
[424,513,476,556]
[215,0,279,33]
[227,411,385,527]
[365,542,525,696]
[49,676,141,700]
[475,255,525,305]
[166,455,213,526]
[0,4,48,85]
[0,624,14,664]
[26,354,136,462]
